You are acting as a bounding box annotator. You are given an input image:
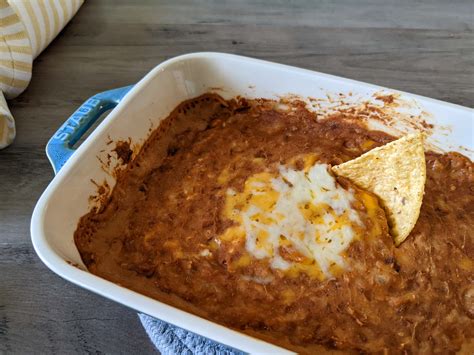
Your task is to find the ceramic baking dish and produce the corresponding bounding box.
[31,52,473,354]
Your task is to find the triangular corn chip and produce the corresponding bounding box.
[332,133,426,246]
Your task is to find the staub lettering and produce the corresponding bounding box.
[53,98,101,142]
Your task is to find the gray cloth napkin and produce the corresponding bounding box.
[138,314,245,355]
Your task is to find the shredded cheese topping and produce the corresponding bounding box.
[220,160,368,279]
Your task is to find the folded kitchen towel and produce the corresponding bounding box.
[139,313,244,355]
[0,0,83,148]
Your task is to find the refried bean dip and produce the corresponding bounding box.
[75,94,474,353]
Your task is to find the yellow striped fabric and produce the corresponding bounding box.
[8,0,83,58]
[0,0,83,148]
[0,0,32,99]
[0,90,15,148]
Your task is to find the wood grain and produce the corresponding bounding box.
[0,0,472,353]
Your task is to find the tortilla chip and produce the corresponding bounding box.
[332,133,426,246]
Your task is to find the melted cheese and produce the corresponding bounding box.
[221,161,368,279]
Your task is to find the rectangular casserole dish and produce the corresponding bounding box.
[31,52,473,354]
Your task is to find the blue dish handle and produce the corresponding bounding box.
[46,85,134,174]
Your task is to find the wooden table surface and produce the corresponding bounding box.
[1,0,472,353]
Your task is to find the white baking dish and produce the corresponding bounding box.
[31,52,473,354]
